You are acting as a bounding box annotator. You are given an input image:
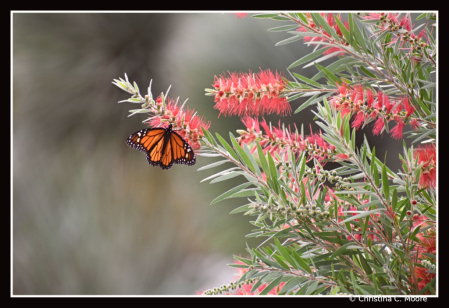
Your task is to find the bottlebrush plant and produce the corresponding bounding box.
[114,12,436,296]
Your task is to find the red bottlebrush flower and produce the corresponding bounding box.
[400,15,412,31]
[337,82,348,96]
[390,120,405,140]
[351,111,365,130]
[234,13,248,18]
[350,86,358,102]
[147,95,210,150]
[384,95,393,114]
[241,116,260,133]
[335,153,350,161]
[372,117,385,135]
[260,119,275,140]
[377,92,384,109]
[418,29,427,40]
[324,46,346,57]
[414,144,436,188]
[410,119,421,131]
[212,69,291,117]
[402,96,415,118]
[393,102,403,114]
[413,266,436,293]
[388,13,399,24]
[362,13,382,20]
[369,108,379,119]
[366,89,374,108]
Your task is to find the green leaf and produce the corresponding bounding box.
[259,275,284,295]
[330,242,355,259]
[272,254,290,270]
[293,73,323,88]
[256,142,270,178]
[211,182,252,205]
[360,66,376,78]
[311,13,339,41]
[288,47,330,69]
[391,189,398,210]
[351,126,356,150]
[274,238,298,270]
[267,152,279,192]
[279,277,306,295]
[334,16,350,42]
[216,133,239,162]
[210,171,242,183]
[350,271,359,295]
[291,250,312,274]
[242,142,262,177]
[339,209,384,224]
[252,249,285,270]
[358,255,373,275]
[197,159,230,171]
[382,163,390,202]
[275,35,304,46]
[352,19,368,54]
[297,13,309,24]
[268,24,298,32]
[250,272,270,293]
[305,281,320,295]
[294,93,333,114]
[230,204,252,214]
[230,134,254,172]
[316,63,340,84]
[252,14,280,19]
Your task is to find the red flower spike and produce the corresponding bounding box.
[372,117,385,135]
[335,153,350,161]
[384,95,393,114]
[234,13,248,18]
[351,111,365,130]
[390,121,405,140]
[337,82,348,96]
[147,96,210,150]
[393,102,403,114]
[366,89,374,108]
[402,97,416,118]
[413,144,436,188]
[377,92,384,109]
[410,119,420,131]
[212,69,291,117]
[400,15,412,31]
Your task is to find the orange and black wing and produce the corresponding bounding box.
[126,128,168,168]
[126,127,195,170]
[170,131,196,167]
[126,128,166,154]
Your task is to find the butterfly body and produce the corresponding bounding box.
[126,124,196,170]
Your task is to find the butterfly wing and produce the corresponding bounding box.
[170,131,196,166]
[126,127,195,170]
[158,132,174,170]
[126,128,166,153]
[126,128,167,169]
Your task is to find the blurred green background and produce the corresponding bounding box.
[13,13,411,295]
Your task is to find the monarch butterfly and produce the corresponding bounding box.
[126,124,196,170]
